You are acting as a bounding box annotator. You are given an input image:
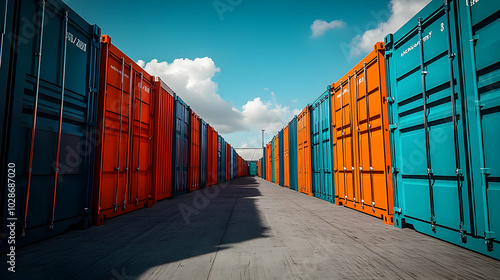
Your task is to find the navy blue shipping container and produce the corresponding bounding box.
[232,148,237,179]
[278,130,284,186]
[385,0,499,259]
[172,96,190,195]
[310,89,334,202]
[217,136,226,183]
[288,117,299,191]
[0,0,101,249]
[200,120,208,188]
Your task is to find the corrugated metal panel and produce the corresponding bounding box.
[249,161,258,176]
[297,106,312,196]
[266,143,272,181]
[0,0,100,248]
[289,117,299,191]
[189,110,200,192]
[94,36,154,225]
[311,89,334,203]
[385,0,499,259]
[218,136,226,183]
[459,0,500,256]
[152,78,174,203]
[275,135,279,184]
[200,120,208,188]
[283,126,290,188]
[172,96,189,195]
[279,129,284,186]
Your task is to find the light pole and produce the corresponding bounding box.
[261,130,265,149]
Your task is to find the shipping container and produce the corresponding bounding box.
[283,126,290,188]
[152,78,174,203]
[231,147,236,179]
[208,126,218,186]
[266,143,272,181]
[93,36,154,225]
[278,130,284,186]
[385,0,499,259]
[262,149,266,180]
[217,136,226,183]
[200,120,208,188]
[172,96,190,195]
[233,149,237,179]
[297,106,313,196]
[249,161,258,176]
[257,159,262,177]
[311,89,335,203]
[271,138,276,183]
[274,135,280,185]
[458,0,500,258]
[288,117,299,191]
[0,0,100,248]
[226,143,231,182]
[332,43,393,222]
[189,111,200,192]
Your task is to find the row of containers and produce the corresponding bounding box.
[257,0,499,260]
[0,0,248,250]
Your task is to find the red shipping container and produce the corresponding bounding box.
[94,35,154,225]
[208,126,218,186]
[189,111,201,191]
[152,77,174,203]
[207,124,214,187]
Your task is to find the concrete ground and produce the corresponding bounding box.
[1,177,499,279]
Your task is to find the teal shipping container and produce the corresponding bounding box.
[311,89,334,203]
[288,117,299,191]
[249,162,258,176]
[278,130,284,186]
[0,0,101,249]
[385,0,499,259]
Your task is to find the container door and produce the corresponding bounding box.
[311,103,322,198]
[321,93,334,202]
[460,0,500,250]
[386,0,470,239]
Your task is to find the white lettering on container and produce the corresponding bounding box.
[400,31,432,58]
[66,32,87,52]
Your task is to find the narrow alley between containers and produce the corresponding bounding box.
[1,177,499,280]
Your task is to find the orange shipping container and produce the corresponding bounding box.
[297,106,312,196]
[283,125,290,188]
[266,143,272,181]
[189,111,201,191]
[274,134,280,185]
[331,42,394,224]
[152,78,174,203]
[94,35,154,225]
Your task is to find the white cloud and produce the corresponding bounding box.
[139,58,297,145]
[139,57,243,134]
[311,19,345,38]
[350,0,431,56]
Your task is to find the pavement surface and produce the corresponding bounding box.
[1,176,499,279]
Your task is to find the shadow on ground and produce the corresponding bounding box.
[0,177,267,279]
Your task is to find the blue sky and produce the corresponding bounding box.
[64,0,430,148]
